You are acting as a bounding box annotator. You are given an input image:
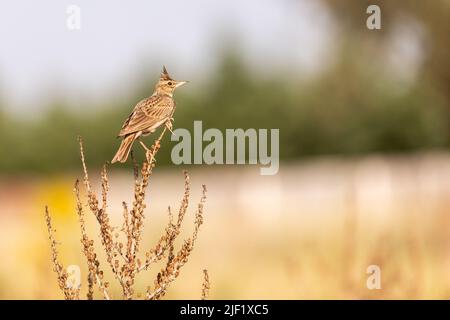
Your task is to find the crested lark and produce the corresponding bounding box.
[112,66,188,163]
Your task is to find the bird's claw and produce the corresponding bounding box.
[165,120,176,136]
[146,150,157,164]
[139,140,151,153]
[144,140,161,163]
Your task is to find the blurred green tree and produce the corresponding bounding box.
[0,0,449,173]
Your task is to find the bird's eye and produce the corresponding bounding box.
[168,81,173,86]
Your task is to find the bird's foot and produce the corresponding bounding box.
[139,140,151,153]
[165,120,176,136]
[144,140,161,164]
[146,150,157,164]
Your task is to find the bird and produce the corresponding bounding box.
[112,66,188,163]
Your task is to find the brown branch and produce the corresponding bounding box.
[78,137,123,289]
[121,128,168,299]
[100,163,109,214]
[202,269,210,300]
[47,131,208,300]
[146,184,207,300]
[138,170,191,272]
[74,180,111,300]
[45,206,79,300]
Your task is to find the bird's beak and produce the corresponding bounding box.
[175,80,189,88]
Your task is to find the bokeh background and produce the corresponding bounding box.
[1,0,450,299]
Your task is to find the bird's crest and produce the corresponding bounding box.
[161,66,173,80]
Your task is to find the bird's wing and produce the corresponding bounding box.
[118,95,174,137]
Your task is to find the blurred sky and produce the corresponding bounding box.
[0,0,335,114]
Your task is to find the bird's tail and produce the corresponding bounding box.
[112,133,137,163]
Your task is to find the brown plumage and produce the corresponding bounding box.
[112,66,188,163]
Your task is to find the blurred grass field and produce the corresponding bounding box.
[1,153,450,299]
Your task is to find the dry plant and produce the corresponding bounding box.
[45,128,208,300]
[201,269,210,300]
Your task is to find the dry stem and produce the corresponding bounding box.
[45,129,208,300]
[202,269,210,300]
